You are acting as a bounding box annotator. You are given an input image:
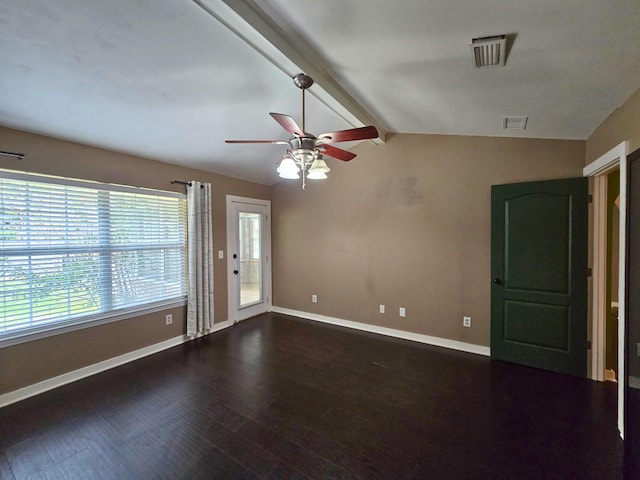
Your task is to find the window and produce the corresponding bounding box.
[0,171,186,343]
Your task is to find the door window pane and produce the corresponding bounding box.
[238,212,262,306]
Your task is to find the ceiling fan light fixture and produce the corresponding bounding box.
[277,156,300,179]
[307,156,330,179]
[307,170,328,180]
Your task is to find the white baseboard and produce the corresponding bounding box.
[270,306,491,357]
[0,319,234,408]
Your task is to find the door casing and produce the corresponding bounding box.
[584,141,628,438]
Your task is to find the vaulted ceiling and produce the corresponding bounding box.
[1,0,639,184]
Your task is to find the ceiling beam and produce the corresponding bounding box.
[192,0,387,143]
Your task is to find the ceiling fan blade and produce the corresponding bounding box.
[318,144,357,162]
[270,113,303,136]
[225,140,290,144]
[317,125,378,143]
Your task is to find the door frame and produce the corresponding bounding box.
[584,141,628,437]
[226,195,272,322]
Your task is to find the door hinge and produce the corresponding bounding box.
[588,194,593,203]
[586,340,592,350]
[587,267,592,277]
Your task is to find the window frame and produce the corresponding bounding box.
[0,170,187,348]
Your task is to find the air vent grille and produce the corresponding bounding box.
[502,116,528,130]
[469,35,507,68]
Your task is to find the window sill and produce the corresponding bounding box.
[0,297,187,349]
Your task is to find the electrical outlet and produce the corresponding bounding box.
[379,304,385,314]
[463,316,471,327]
[399,307,406,317]
[165,314,173,325]
[312,294,317,303]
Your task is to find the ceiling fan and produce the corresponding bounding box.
[225,73,379,188]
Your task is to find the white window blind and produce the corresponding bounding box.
[0,172,186,341]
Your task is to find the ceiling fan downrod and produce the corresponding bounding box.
[293,73,313,133]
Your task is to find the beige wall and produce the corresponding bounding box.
[272,133,585,347]
[586,87,640,164]
[0,126,271,394]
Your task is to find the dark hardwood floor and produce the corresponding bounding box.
[0,313,623,479]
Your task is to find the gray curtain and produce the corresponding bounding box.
[186,181,214,336]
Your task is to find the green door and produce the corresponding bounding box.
[491,177,588,377]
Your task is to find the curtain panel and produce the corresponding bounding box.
[186,181,214,336]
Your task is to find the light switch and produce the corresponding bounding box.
[218,250,224,259]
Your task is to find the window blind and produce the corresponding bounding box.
[0,172,186,340]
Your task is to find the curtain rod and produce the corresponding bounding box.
[171,180,204,188]
[0,150,25,160]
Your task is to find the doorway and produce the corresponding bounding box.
[583,141,628,437]
[226,196,271,322]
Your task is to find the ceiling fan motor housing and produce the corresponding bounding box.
[290,136,316,150]
[289,135,317,166]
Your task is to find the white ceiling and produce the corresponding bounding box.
[1,0,639,185]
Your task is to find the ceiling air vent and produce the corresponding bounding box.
[502,116,528,130]
[469,35,507,68]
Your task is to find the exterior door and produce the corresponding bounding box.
[226,196,271,322]
[491,177,588,376]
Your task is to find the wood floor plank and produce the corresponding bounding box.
[298,429,383,480]
[200,419,280,477]
[5,435,57,479]
[266,461,312,480]
[0,452,16,480]
[237,419,359,480]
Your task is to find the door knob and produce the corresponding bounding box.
[233,270,239,275]
[492,278,503,285]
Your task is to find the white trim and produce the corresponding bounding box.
[591,175,607,382]
[271,306,491,357]
[0,319,234,408]
[583,140,628,438]
[583,142,628,177]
